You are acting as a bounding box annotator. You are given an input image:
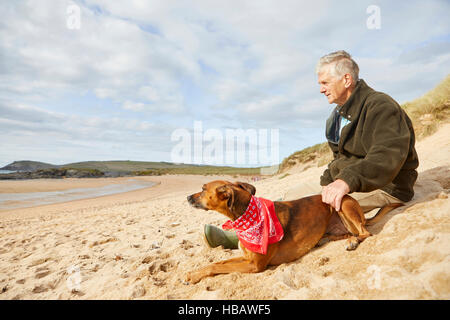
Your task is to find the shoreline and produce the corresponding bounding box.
[0,176,159,193]
[0,179,158,212]
[0,174,242,220]
[0,176,160,217]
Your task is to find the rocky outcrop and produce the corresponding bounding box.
[0,168,104,180]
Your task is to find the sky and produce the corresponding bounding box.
[1,0,449,168]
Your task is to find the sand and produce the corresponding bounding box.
[0,124,449,300]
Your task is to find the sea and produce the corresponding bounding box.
[0,170,16,174]
[0,179,157,211]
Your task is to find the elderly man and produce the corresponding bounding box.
[285,50,419,214]
[202,50,419,249]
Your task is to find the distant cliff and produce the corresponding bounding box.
[0,160,262,180]
[0,161,58,172]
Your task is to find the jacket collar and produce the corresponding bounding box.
[333,79,374,152]
[337,79,373,121]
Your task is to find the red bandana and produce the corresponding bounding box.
[222,196,284,255]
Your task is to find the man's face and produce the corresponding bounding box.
[317,65,347,105]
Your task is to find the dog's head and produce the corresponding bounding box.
[187,180,256,220]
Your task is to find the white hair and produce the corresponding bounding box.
[316,50,359,84]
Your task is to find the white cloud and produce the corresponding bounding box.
[0,0,448,166]
[138,86,160,102]
[122,101,147,112]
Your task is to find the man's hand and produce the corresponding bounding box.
[321,179,350,211]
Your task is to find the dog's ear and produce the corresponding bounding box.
[216,185,235,212]
[234,182,256,195]
[216,185,232,200]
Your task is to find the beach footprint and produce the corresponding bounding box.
[35,266,51,279]
[138,252,177,278]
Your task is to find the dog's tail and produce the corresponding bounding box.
[365,203,404,226]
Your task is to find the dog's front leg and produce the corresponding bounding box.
[186,257,263,284]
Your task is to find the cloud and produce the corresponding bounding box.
[0,98,179,164]
[0,0,449,166]
[0,1,195,113]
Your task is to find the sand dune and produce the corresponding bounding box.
[0,125,449,300]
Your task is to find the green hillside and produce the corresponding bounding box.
[63,160,263,175]
[1,160,264,176]
[0,160,58,172]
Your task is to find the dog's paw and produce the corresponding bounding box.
[345,237,360,251]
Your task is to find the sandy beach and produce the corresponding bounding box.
[0,124,449,300]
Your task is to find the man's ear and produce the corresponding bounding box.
[234,182,256,195]
[344,73,353,88]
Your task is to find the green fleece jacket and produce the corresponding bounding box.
[320,79,419,202]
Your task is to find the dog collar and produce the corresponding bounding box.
[222,195,284,255]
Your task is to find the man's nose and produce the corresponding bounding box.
[320,85,326,93]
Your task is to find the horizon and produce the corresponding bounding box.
[0,159,273,170]
[1,1,449,168]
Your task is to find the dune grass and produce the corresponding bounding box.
[402,74,450,139]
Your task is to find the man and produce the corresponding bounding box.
[315,50,418,213]
[203,50,419,249]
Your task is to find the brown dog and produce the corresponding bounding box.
[186,180,402,284]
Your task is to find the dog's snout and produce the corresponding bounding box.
[187,192,208,210]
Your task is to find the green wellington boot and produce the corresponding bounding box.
[203,224,239,249]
